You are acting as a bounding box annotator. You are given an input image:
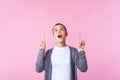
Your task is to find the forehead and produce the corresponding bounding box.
[53,25,65,29]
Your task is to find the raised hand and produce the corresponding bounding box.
[78,34,85,50]
[39,34,46,49]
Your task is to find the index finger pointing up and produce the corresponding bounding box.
[43,33,45,42]
[78,34,82,42]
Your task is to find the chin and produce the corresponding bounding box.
[57,40,65,43]
[55,37,66,43]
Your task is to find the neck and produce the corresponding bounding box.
[56,41,66,47]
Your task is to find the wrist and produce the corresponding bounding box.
[78,48,84,52]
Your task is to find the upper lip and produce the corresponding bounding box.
[58,34,62,38]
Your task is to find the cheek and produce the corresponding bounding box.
[53,35,57,40]
[53,34,57,38]
[63,32,67,36]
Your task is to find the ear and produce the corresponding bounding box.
[66,32,68,36]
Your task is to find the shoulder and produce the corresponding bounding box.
[68,46,78,52]
[46,48,53,52]
[45,48,53,55]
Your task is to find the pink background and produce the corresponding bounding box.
[0,0,120,80]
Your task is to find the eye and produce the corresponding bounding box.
[54,29,57,32]
[60,28,64,30]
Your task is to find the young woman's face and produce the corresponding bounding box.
[53,25,67,43]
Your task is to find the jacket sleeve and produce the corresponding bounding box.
[36,49,45,73]
[76,50,88,72]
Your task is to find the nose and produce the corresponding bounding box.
[58,30,61,33]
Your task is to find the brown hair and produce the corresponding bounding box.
[52,23,67,35]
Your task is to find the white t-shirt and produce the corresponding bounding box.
[51,46,71,80]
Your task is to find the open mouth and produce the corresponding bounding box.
[58,35,62,38]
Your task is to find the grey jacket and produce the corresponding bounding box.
[36,46,88,80]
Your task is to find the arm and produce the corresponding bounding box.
[36,36,46,73]
[36,49,45,73]
[76,50,88,72]
[76,35,88,72]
